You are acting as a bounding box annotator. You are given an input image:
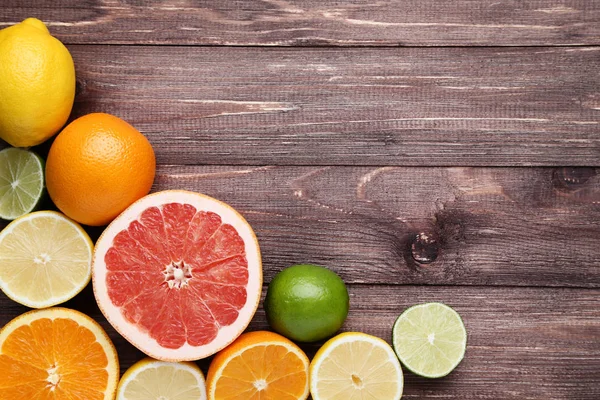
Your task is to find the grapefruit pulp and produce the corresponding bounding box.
[92,190,262,361]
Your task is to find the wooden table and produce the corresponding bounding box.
[2,2,599,398]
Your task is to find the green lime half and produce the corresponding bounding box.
[392,302,467,378]
[0,148,45,220]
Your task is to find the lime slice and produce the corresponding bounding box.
[0,147,45,220]
[0,210,93,308]
[392,302,467,378]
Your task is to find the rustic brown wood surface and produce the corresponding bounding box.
[153,165,600,287]
[4,45,599,166]
[2,0,600,46]
[1,1,599,399]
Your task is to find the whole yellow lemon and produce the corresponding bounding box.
[0,18,75,147]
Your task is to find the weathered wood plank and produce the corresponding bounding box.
[2,285,598,399]
[1,1,599,46]
[153,165,600,288]
[6,45,594,166]
[4,165,596,287]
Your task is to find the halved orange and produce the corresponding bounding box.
[206,330,309,400]
[0,307,119,399]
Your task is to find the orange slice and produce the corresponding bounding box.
[206,330,309,400]
[0,307,119,400]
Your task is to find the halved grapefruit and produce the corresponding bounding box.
[92,190,262,361]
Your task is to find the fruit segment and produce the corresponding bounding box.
[105,203,249,349]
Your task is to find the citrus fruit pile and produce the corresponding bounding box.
[0,18,468,399]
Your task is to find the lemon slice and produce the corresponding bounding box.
[310,332,404,400]
[392,302,467,378]
[0,148,45,220]
[0,210,93,308]
[117,358,207,400]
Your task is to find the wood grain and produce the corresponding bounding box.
[1,0,599,46]
[7,45,596,166]
[2,284,598,399]
[4,165,595,288]
[155,165,600,288]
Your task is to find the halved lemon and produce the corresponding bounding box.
[117,358,207,400]
[310,332,404,400]
[0,210,93,308]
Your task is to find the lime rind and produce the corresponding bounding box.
[0,147,45,220]
[392,302,467,378]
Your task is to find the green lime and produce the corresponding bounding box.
[392,302,467,378]
[0,148,45,220]
[264,264,349,343]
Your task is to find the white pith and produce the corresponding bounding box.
[0,308,119,400]
[163,260,193,289]
[92,190,263,361]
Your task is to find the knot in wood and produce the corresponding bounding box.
[411,232,439,264]
[553,167,596,191]
[75,79,86,98]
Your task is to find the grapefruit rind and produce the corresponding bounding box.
[0,307,120,400]
[92,190,262,361]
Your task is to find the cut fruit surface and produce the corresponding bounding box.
[0,148,45,220]
[117,358,207,400]
[0,210,93,308]
[310,332,403,400]
[0,307,119,400]
[206,330,309,400]
[392,302,467,378]
[93,190,262,361]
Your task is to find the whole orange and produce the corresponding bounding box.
[46,113,155,226]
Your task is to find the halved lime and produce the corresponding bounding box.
[392,302,467,378]
[0,148,45,220]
